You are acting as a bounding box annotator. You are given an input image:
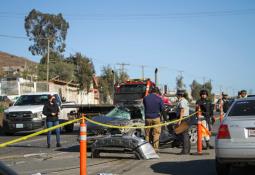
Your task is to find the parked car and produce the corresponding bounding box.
[2,92,77,135]
[215,97,255,175]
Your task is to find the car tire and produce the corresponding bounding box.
[91,149,100,158]
[2,123,14,136]
[189,125,197,146]
[215,159,230,175]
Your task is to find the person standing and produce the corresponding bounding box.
[143,87,163,152]
[176,89,190,155]
[196,90,214,150]
[43,95,61,148]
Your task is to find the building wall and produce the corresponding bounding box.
[0,79,99,104]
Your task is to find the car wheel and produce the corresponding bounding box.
[215,159,230,175]
[91,149,100,158]
[189,125,197,146]
[2,123,14,136]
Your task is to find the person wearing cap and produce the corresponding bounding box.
[176,89,190,154]
[43,95,61,148]
[143,86,164,152]
[196,89,214,150]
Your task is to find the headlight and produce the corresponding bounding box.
[32,112,43,120]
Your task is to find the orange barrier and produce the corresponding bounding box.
[145,80,151,96]
[80,114,87,175]
[196,107,203,154]
[220,113,224,123]
[201,123,211,137]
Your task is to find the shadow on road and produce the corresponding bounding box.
[151,159,216,175]
[151,159,255,175]
[57,145,80,152]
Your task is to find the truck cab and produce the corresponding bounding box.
[2,92,77,135]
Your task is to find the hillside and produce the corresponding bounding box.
[0,51,36,68]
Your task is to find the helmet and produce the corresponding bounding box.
[200,89,208,96]
[176,89,185,96]
[240,90,247,94]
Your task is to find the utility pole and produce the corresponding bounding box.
[46,38,50,82]
[116,63,129,74]
[116,63,129,81]
[112,69,115,101]
[155,68,158,87]
[140,65,146,80]
[202,77,206,88]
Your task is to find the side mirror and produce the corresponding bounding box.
[9,102,13,107]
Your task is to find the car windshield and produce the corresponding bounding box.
[119,84,146,93]
[14,95,50,106]
[106,106,144,120]
[228,100,255,116]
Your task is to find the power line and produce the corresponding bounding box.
[0,9,255,21]
[0,34,27,39]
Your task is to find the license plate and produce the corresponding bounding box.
[16,124,24,128]
[248,128,255,137]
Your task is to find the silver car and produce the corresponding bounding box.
[215,97,255,175]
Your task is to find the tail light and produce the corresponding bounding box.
[217,124,231,139]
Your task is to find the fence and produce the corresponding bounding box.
[0,80,99,104]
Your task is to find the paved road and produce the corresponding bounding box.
[0,124,254,175]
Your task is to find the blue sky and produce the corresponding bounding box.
[0,0,255,95]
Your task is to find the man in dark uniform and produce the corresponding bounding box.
[196,89,214,149]
[143,86,163,152]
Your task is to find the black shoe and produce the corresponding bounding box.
[56,143,61,147]
[206,141,214,149]
[47,144,51,148]
[208,145,214,149]
[177,151,190,155]
[202,145,208,150]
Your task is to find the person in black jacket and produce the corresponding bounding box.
[43,95,61,148]
[196,89,214,149]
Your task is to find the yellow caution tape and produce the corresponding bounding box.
[0,111,199,148]
[85,111,198,129]
[0,118,81,148]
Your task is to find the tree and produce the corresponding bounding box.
[190,80,213,101]
[98,65,115,103]
[40,51,64,64]
[25,9,69,56]
[118,71,129,83]
[66,53,95,91]
[190,80,202,101]
[22,62,37,81]
[176,75,185,90]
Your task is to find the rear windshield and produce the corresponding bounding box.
[228,100,255,116]
[119,85,146,93]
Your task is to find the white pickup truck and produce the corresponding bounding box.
[2,92,77,135]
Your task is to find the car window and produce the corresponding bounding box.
[228,100,255,116]
[119,85,146,93]
[106,106,131,119]
[14,95,49,106]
